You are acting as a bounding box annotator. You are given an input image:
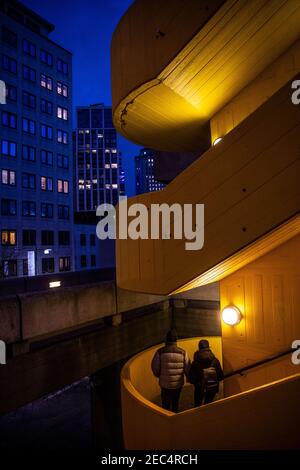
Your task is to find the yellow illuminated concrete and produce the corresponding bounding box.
[116,78,300,295]
[121,339,300,449]
[211,37,300,144]
[112,0,300,151]
[220,233,300,397]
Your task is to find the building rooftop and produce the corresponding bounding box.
[1,0,55,34]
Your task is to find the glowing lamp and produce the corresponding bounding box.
[213,137,223,146]
[49,281,61,289]
[221,306,242,326]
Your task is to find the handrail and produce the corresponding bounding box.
[224,348,294,379]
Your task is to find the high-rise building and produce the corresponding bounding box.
[74,104,120,211]
[118,154,126,197]
[135,148,165,195]
[0,0,73,278]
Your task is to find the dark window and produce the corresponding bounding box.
[1,260,17,277]
[2,27,18,48]
[58,231,70,246]
[41,230,54,245]
[80,255,87,268]
[40,49,53,66]
[23,64,36,82]
[1,139,16,157]
[1,230,17,246]
[6,84,17,101]
[91,255,96,267]
[1,169,16,186]
[59,257,70,272]
[57,58,68,75]
[57,81,68,97]
[91,110,103,128]
[40,98,53,115]
[41,203,53,218]
[22,201,36,217]
[22,91,36,109]
[57,129,68,144]
[80,234,86,246]
[41,149,53,166]
[42,258,54,274]
[22,172,36,189]
[78,110,89,128]
[40,176,53,191]
[23,38,36,57]
[41,124,53,140]
[104,108,113,128]
[2,54,17,74]
[58,205,69,219]
[2,111,17,129]
[57,154,69,169]
[40,73,52,90]
[1,198,16,215]
[90,234,96,246]
[22,229,36,246]
[26,19,40,34]
[22,145,35,161]
[23,259,28,276]
[22,117,35,134]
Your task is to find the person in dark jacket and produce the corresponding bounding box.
[189,339,223,407]
[151,329,190,413]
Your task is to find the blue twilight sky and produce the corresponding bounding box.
[22,0,140,196]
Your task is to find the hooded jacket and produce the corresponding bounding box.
[189,347,223,387]
[151,342,190,389]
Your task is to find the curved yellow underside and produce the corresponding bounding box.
[113,0,300,151]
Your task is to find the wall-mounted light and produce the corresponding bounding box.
[44,249,52,255]
[213,137,223,146]
[221,305,242,325]
[49,281,61,289]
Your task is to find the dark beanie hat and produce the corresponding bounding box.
[166,329,177,343]
[199,339,209,350]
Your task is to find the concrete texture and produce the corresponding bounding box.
[0,378,92,450]
[173,282,220,302]
[0,280,167,343]
[117,287,166,313]
[0,296,20,343]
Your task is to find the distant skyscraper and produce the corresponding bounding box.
[135,148,165,195]
[118,154,126,197]
[74,104,121,211]
[0,0,73,278]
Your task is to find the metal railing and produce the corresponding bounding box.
[224,348,294,379]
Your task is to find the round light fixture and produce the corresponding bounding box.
[221,306,242,326]
[213,137,223,146]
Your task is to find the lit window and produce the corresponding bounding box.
[1,169,15,186]
[1,230,16,246]
[57,81,68,97]
[57,106,68,120]
[40,73,53,90]
[58,179,69,194]
[41,176,53,191]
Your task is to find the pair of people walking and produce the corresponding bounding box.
[151,330,223,412]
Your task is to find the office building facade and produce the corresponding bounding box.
[0,0,74,278]
[74,104,121,212]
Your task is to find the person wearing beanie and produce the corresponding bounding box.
[188,339,224,407]
[151,329,190,413]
